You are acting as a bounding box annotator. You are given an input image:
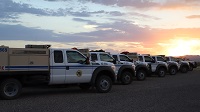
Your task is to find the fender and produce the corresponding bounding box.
[155,64,167,73]
[180,63,189,69]
[117,65,135,81]
[194,62,198,68]
[168,63,178,71]
[135,64,149,73]
[90,66,115,86]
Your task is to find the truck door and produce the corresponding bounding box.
[50,50,66,84]
[144,56,157,72]
[65,50,93,83]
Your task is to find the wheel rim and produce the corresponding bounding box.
[123,74,131,83]
[100,79,110,90]
[159,70,165,76]
[170,69,176,74]
[4,82,19,97]
[182,67,187,72]
[138,72,145,79]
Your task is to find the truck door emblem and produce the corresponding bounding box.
[76,70,82,77]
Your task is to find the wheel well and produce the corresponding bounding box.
[96,70,115,83]
[0,76,23,84]
[122,68,135,77]
[137,68,147,74]
[182,65,189,69]
[159,66,167,71]
[189,63,194,68]
[169,65,178,70]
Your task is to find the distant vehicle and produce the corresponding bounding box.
[151,56,179,75]
[177,58,197,71]
[166,56,190,73]
[112,54,150,81]
[138,54,168,77]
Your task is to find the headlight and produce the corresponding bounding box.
[132,64,135,70]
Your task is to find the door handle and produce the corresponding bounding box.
[66,66,69,70]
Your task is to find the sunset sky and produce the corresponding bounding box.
[0,0,200,56]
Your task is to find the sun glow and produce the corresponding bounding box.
[167,38,199,56]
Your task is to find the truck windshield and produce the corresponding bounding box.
[144,56,154,62]
[157,57,165,62]
[100,54,114,62]
[66,51,86,63]
[119,55,131,62]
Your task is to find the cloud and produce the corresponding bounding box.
[186,15,200,19]
[0,0,48,20]
[82,0,158,9]
[78,0,200,10]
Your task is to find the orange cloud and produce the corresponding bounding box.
[186,15,200,19]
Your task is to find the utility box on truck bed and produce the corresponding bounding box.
[5,47,49,72]
[0,45,116,100]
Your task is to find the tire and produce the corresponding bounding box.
[136,70,146,81]
[169,67,177,75]
[189,66,193,71]
[79,83,91,90]
[95,75,112,93]
[157,68,166,77]
[181,66,188,73]
[120,71,133,85]
[0,79,22,100]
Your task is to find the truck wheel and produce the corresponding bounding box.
[120,71,133,85]
[136,70,146,81]
[79,83,91,90]
[189,66,193,71]
[0,79,22,100]
[169,67,177,75]
[181,66,188,73]
[95,75,112,93]
[157,68,166,77]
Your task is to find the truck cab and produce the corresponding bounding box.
[138,55,168,77]
[112,54,149,81]
[151,56,179,75]
[90,52,135,85]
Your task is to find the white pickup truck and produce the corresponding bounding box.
[138,55,168,77]
[151,56,179,75]
[111,54,150,81]
[89,52,135,85]
[0,45,116,99]
[166,56,190,73]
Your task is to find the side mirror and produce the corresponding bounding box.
[85,57,90,65]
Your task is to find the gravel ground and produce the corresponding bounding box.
[0,69,200,112]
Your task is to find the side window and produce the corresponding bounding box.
[100,54,114,62]
[171,57,177,61]
[119,55,130,62]
[144,56,154,62]
[152,57,156,61]
[166,57,170,61]
[112,55,118,61]
[157,57,165,61]
[54,50,63,63]
[138,56,143,61]
[91,54,98,61]
[66,51,86,63]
